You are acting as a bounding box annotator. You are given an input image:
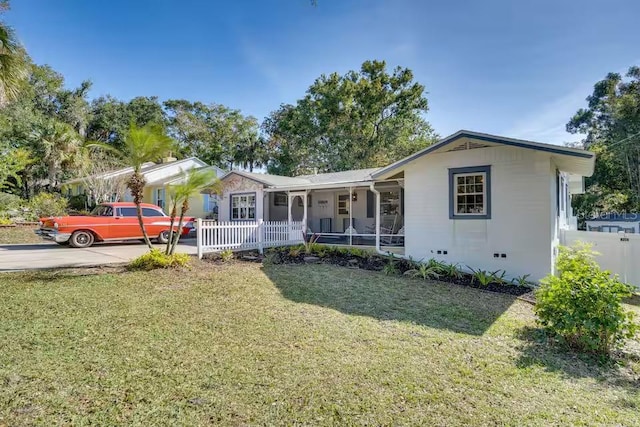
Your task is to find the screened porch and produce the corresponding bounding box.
[264,182,404,253]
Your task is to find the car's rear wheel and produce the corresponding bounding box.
[157,230,170,245]
[69,230,94,248]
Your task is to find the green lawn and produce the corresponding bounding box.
[0,225,41,244]
[0,261,639,426]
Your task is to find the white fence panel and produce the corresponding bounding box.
[197,219,305,258]
[560,230,640,289]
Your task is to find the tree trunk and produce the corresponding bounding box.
[128,171,153,249]
[169,209,186,255]
[136,202,153,249]
[165,202,178,255]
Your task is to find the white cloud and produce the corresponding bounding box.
[503,86,589,145]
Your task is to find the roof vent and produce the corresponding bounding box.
[161,156,177,164]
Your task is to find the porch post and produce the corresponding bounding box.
[287,191,292,223]
[303,190,308,234]
[349,187,353,246]
[375,189,381,251]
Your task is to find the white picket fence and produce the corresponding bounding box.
[560,229,640,289]
[196,219,305,258]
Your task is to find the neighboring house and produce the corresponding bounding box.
[146,164,226,219]
[62,157,225,218]
[218,130,595,281]
[585,213,640,233]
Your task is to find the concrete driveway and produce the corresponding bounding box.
[0,240,198,271]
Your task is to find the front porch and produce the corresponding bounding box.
[264,182,405,254]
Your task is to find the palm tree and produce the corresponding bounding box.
[31,119,84,190]
[0,18,27,106]
[165,168,222,255]
[89,122,174,249]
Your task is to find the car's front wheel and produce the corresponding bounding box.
[157,230,170,245]
[69,230,95,248]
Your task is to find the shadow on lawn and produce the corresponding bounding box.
[262,263,517,336]
[515,326,640,395]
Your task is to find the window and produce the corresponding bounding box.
[231,193,256,220]
[90,205,113,217]
[142,207,164,217]
[155,188,164,209]
[118,207,138,217]
[449,166,491,219]
[337,194,349,215]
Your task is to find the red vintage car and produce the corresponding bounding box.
[35,202,195,248]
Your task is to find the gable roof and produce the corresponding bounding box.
[63,157,208,186]
[221,170,310,187]
[372,130,596,179]
[148,165,227,186]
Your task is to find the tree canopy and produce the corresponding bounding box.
[262,60,438,176]
[568,66,640,217]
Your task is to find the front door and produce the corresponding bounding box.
[336,193,350,232]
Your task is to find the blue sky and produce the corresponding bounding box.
[9,0,640,145]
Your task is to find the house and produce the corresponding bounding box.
[62,157,226,218]
[217,130,595,281]
[585,213,640,233]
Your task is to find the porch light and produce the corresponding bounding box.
[351,193,358,202]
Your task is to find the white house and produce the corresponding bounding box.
[217,130,595,281]
[63,157,226,218]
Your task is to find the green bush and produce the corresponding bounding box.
[67,194,89,211]
[29,192,68,218]
[220,249,234,262]
[0,192,24,211]
[535,243,638,355]
[127,249,190,271]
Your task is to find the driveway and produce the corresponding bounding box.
[0,240,198,271]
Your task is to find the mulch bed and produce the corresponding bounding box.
[239,247,534,297]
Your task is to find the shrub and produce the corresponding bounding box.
[512,274,532,287]
[0,192,24,211]
[127,249,190,271]
[220,249,234,262]
[469,267,493,286]
[535,243,638,355]
[0,217,12,226]
[29,192,67,218]
[382,255,399,276]
[67,194,89,211]
[404,261,441,280]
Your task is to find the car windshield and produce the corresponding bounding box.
[90,205,113,217]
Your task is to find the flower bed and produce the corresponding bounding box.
[265,245,533,296]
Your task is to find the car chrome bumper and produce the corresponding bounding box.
[35,229,72,243]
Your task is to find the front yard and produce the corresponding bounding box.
[0,225,41,244]
[0,261,638,425]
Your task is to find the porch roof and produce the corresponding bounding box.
[226,168,384,191]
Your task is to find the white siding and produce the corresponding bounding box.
[219,175,265,222]
[403,145,553,282]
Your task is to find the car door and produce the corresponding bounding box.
[111,207,141,239]
[90,205,116,239]
[141,207,171,238]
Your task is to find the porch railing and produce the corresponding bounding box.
[196,219,304,258]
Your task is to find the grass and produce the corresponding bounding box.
[0,261,639,426]
[0,225,41,244]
